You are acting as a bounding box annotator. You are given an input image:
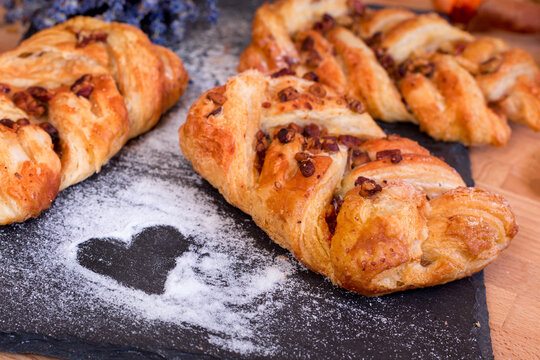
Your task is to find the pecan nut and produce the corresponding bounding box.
[277,127,296,144]
[0,118,16,129]
[271,68,296,78]
[71,74,94,98]
[376,149,403,164]
[0,83,10,94]
[355,176,383,197]
[302,72,319,82]
[298,159,316,177]
[12,91,46,117]
[76,30,108,48]
[207,91,227,105]
[27,86,54,102]
[308,83,326,98]
[277,86,300,102]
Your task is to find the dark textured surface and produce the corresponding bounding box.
[0,2,492,359]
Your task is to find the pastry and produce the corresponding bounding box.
[179,70,517,296]
[457,37,540,130]
[239,0,540,145]
[0,16,188,225]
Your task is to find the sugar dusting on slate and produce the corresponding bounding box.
[58,176,297,354]
[0,6,488,360]
[0,11,305,355]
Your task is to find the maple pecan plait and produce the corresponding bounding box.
[0,16,188,225]
[239,0,540,146]
[179,70,517,296]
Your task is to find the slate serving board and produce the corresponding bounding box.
[0,1,493,359]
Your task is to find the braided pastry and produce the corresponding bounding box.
[239,0,540,145]
[0,17,188,225]
[179,70,517,296]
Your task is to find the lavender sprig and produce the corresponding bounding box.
[1,0,220,45]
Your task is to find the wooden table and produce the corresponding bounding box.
[1,1,539,359]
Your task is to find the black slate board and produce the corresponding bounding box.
[0,1,492,359]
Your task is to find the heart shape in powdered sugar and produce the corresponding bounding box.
[77,225,191,295]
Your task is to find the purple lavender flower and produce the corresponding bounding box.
[1,0,220,45]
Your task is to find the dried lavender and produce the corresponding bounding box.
[1,0,219,44]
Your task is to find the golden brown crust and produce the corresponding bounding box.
[0,16,188,224]
[239,0,540,143]
[327,26,415,122]
[0,121,61,225]
[180,71,383,211]
[458,39,540,131]
[238,0,414,124]
[380,13,473,63]
[399,53,511,146]
[179,70,517,296]
[355,8,416,39]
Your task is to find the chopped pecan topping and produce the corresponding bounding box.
[27,86,54,102]
[255,130,269,171]
[277,127,296,144]
[365,32,382,47]
[350,149,370,168]
[295,151,311,162]
[308,83,326,98]
[348,0,366,16]
[479,56,502,75]
[278,86,300,102]
[0,83,10,94]
[395,61,410,80]
[12,91,46,117]
[376,149,402,163]
[76,30,108,48]
[207,91,227,105]
[305,50,322,67]
[262,102,272,108]
[325,195,344,235]
[313,13,335,32]
[71,74,94,98]
[301,36,315,52]
[347,97,366,113]
[288,123,303,134]
[207,107,222,118]
[322,136,339,152]
[271,68,296,78]
[454,42,467,55]
[355,176,383,197]
[302,72,319,82]
[374,47,395,70]
[303,124,321,138]
[0,118,31,130]
[39,122,61,151]
[401,58,435,78]
[338,135,363,147]
[0,119,16,129]
[420,256,433,267]
[305,136,322,154]
[298,159,316,177]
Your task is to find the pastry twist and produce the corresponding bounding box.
[0,17,188,225]
[239,0,540,145]
[179,71,517,296]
